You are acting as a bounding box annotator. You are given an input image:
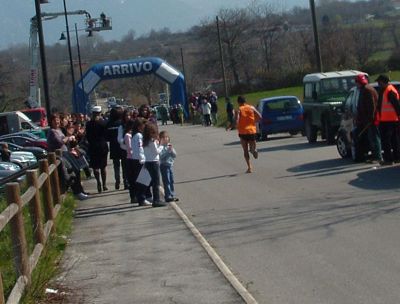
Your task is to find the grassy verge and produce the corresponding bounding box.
[0,193,76,303]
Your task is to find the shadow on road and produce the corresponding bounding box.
[176,173,238,185]
[75,202,151,219]
[258,141,326,153]
[199,196,400,244]
[349,165,400,190]
[283,158,368,178]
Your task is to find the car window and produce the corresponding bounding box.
[263,98,300,112]
[344,90,355,111]
[321,77,355,95]
[304,83,313,98]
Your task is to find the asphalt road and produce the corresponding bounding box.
[166,123,400,304]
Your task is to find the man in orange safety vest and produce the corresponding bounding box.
[376,74,400,165]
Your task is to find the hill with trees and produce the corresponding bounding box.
[1,0,399,112]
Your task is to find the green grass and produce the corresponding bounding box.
[21,194,75,304]
[0,193,76,303]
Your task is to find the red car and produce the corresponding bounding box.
[0,135,48,150]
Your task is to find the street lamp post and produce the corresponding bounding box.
[62,0,78,111]
[33,0,51,116]
[74,23,85,103]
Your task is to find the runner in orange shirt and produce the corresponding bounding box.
[236,95,261,173]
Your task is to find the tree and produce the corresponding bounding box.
[350,25,382,67]
[216,8,253,88]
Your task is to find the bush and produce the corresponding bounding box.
[388,51,400,71]
[362,59,388,75]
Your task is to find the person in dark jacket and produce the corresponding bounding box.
[85,106,109,193]
[106,107,127,190]
[376,74,400,164]
[355,74,382,163]
[0,143,11,162]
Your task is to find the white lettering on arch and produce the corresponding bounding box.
[112,65,121,75]
[103,61,154,76]
[120,64,129,74]
[103,66,112,76]
[143,62,152,72]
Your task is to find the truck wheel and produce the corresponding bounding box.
[336,133,350,158]
[324,119,336,145]
[305,117,317,143]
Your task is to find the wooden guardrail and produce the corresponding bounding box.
[0,152,62,304]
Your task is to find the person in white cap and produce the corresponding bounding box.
[85,106,110,193]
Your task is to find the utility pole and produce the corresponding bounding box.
[33,0,51,116]
[216,16,228,99]
[62,0,78,110]
[309,0,323,72]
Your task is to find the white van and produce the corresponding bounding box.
[0,111,43,137]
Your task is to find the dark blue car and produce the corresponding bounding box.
[256,96,304,140]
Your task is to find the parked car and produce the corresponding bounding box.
[256,96,304,140]
[336,81,400,161]
[303,70,366,144]
[0,134,48,150]
[0,161,23,183]
[0,150,37,168]
[0,141,47,160]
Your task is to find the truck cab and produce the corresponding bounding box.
[0,111,45,138]
[303,70,367,144]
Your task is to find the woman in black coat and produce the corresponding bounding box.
[85,106,109,193]
[106,107,128,190]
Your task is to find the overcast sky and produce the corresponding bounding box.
[0,0,309,50]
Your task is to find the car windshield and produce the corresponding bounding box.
[321,77,355,95]
[264,98,300,112]
[23,111,42,122]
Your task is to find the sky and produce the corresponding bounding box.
[0,0,309,50]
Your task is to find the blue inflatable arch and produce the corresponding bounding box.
[74,57,188,115]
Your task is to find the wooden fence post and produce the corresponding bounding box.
[26,170,45,245]
[0,272,5,304]
[48,152,61,206]
[39,159,55,225]
[6,183,30,282]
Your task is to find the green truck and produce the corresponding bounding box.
[302,70,366,144]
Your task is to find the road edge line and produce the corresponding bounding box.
[170,202,258,304]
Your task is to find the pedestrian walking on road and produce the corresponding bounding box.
[106,107,128,190]
[225,97,235,130]
[376,74,400,164]
[85,106,109,193]
[354,74,383,164]
[201,97,212,126]
[236,95,261,173]
[159,131,179,203]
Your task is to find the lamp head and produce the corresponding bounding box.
[59,32,66,40]
[40,0,49,3]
